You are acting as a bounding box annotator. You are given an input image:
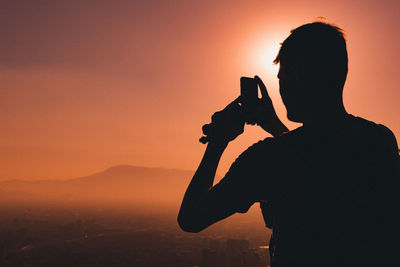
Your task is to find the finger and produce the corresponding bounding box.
[254,75,271,100]
[246,116,257,125]
[199,136,209,144]
[202,124,212,135]
[224,96,243,111]
[233,95,243,104]
[211,111,222,123]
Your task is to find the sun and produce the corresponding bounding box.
[251,39,281,76]
[259,43,281,74]
[245,31,287,78]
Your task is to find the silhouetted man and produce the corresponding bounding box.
[178,22,400,266]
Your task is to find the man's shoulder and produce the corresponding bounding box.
[239,127,305,159]
[238,137,277,159]
[271,126,306,147]
[357,117,399,156]
[349,115,384,132]
[234,135,286,163]
[279,126,305,138]
[349,115,397,143]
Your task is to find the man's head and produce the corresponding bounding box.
[274,22,348,123]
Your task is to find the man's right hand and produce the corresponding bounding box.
[200,97,245,146]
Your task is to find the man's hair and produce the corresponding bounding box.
[274,21,348,91]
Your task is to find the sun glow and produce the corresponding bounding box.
[242,31,288,99]
[243,29,289,83]
[251,39,281,76]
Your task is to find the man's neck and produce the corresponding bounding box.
[302,103,349,129]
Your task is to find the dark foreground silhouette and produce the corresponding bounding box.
[178,21,400,266]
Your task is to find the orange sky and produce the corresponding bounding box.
[1,0,399,181]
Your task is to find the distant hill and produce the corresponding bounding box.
[0,165,195,205]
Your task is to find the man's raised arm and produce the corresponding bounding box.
[177,98,244,233]
[178,76,288,233]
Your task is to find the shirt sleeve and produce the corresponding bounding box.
[377,124,398,153]
[207,138,275,213]
[377,124,400,175]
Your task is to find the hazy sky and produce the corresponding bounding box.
[1,0,399,180]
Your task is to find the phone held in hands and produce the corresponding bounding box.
[240,77,258,122]
[199,76,258,144]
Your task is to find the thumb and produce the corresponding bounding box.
[254,75,271,100]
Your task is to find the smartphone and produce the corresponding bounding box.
[240,77,258,108]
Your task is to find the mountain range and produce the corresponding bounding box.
[0,165,195,205]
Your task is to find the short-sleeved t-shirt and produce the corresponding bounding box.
[210,114,400,266]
